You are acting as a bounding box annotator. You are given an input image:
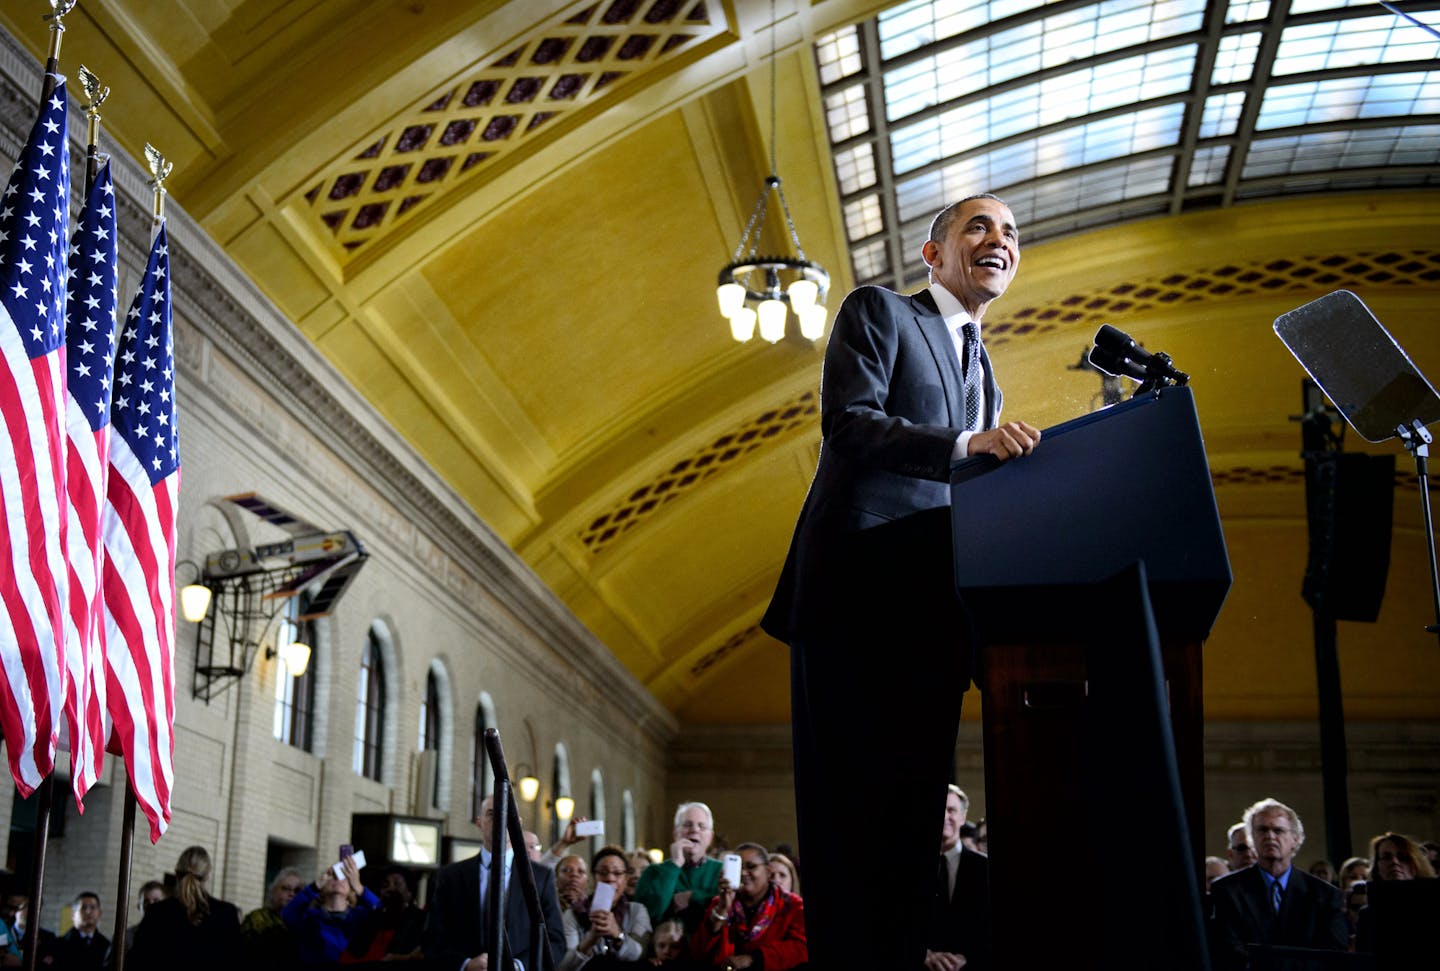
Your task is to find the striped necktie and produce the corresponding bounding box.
[960,322,983,430]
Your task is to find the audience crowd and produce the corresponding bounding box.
[0,791,1433,970]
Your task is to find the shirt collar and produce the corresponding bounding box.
[1259,865,1292,891]
[927,283,980,336]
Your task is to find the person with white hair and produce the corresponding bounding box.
[1207,798,1347,970]
[634,802,722,934]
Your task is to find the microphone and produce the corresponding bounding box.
[1088,324,1190,387]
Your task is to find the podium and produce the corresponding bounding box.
[950,386,1231,969]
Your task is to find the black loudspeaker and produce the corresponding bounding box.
[1303,451,1396,622]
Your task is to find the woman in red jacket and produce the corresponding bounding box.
[693,844,807,971]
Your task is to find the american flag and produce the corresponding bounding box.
[102,223,177,842]
[0,82,71,798]
[62,163,118,809]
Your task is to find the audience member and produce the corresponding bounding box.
[1207,798,1347,970]
[926,785,990,971]
[54,892,106,970]
[1204,857,1228,891]
[692,843,806,971]
[558,855,592,911]
[541,817,593,870]
[767,854,799,898]
[559,845,653,969]
[1226,821,1257,872]
[1368,831,1435,881]
[1338,857,1370,891]
[635,803,722,934]
[281,856,378,965]
[119,881,167,964]
[343,865,425,962]
[240,867,303,968]
[1423,841,1440,874]
[649,920,685,966]
[423,794,565,970]
[1307,859,1336,885]
[524,831,546,863]
[130,846,241,970]
[959,822,979,853]
[972,819,988,856]
[0,877,55,967]
[625,853,651,900]
[1344,880,1366,944]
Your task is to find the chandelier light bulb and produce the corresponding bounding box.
[787,279,818,309]
[798,303,827,341]
[729,307,757,343]
[758,299,787,342]
[716,282,746,318]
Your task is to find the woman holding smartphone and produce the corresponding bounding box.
[559,844,654,969]
[693,843,807,971]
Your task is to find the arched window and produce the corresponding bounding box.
[622,790,636,851]
[272,595,315,751]
[354,628,386,781]
[550,743,571,846]
[589,768,606,857]
[471,693,496,822]
[419,668,441,807]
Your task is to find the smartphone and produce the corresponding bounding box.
[722,853,741,888]
[591,881,616,912]
[575,820,605,838]
[339,843,353,859]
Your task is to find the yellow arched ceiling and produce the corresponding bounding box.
[7,0,1436,726]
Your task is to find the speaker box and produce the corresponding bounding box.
[1303,451,1396,622]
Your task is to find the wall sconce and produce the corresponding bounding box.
[265,637,312,678]
[555,795,575,821]
[176,560,212,624]
[513,765,540,803]
[647,847,664,864]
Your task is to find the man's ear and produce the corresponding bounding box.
[921,239,938,267]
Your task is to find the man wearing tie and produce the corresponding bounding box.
[927,786,990,971]
[1208,798,1347,970]
[54,892,107,970]
[425,795,564,971]
[763,193,1040,969]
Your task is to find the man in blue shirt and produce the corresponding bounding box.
[1208,798,1347,970]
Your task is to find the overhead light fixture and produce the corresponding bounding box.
[555,795,575,821]
[715,0,829,344]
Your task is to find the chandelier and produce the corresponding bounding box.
[715,1,829,344]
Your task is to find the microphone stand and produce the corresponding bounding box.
[1395,419,1440,645]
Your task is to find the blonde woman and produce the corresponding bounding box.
[130,846,241,969]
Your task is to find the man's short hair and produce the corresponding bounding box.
[928,193,1008,245]
[946,784,970,815]
[72,891,100,908]
[673,801,714,830]
[1243,797,1305,849]
[1227,822,1248,845]
[734,842,769,863]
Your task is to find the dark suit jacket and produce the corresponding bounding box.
[928,848,991,971]
[761,285,1000,644]
[54,928,109,970]
[1208,865,1347,971]
[423,855,564,970]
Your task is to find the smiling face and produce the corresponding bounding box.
[921,196,1020,320]
[940,790,967,853]
[738,848,770,903]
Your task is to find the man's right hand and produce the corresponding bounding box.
[669,837,697,866]
[966,420,1040,461]
[464,955,488,971]
[924,950,966,971]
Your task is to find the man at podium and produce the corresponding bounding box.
[762,193,1041,970]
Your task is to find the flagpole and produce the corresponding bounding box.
[39,1,76,103]
[20,7,77,970]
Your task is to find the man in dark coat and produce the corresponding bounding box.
[927,786,990,971]
[424,795,564,971]
[1209,798,1348,970]
[763,193,1040,970]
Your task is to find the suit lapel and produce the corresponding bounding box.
[910,291,966,428]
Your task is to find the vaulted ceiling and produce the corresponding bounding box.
[7,0,1436,727]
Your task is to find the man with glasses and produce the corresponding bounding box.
[1208,798,1347,970]
[635,802,723,934]
[1226,821,1258,872]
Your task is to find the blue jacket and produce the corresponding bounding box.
[281,881,380,964]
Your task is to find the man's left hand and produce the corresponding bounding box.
[966,420,1040,461]
[924,950,966,971]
